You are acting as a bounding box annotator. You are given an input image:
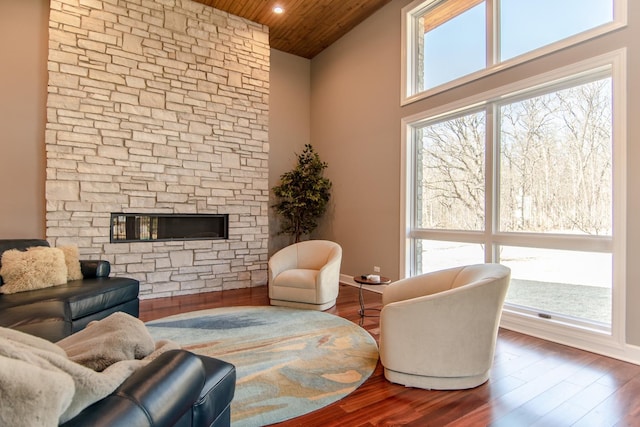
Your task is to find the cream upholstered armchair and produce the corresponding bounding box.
[268,240,342,311]
[379,263,511,390]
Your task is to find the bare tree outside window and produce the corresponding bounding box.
[416,78,612,237]
[416,111,485,231]
[500,79,612,235]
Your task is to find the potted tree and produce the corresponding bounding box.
[272,144,332,243]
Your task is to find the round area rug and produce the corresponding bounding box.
[145,306,378,427]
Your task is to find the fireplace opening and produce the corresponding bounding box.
[110,213,228,243]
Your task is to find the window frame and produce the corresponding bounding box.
[400,49,627,357]
[401,0,628,106]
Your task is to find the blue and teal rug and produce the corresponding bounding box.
[146,306,379,426]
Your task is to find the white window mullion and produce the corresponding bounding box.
[610,47,627,346]
[487,0,497,68]
[485,104,496,263]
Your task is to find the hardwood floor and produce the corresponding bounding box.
[139,285,640,426]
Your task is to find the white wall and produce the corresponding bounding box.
[0,0,48,238]
[311,1,403,280]
[268,50,311,255]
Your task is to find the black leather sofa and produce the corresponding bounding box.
[1,240,237,426]
[62,349,236,427]
[0,239,139,341]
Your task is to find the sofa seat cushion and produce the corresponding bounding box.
[270,269,322,307]
[0,277,139,326]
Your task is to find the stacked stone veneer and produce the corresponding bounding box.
[45,0,270,298]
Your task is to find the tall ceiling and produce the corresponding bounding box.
[192,0,393,59]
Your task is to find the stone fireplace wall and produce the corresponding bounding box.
[45,0,270,298]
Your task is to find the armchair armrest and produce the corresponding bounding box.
[80,260,111,278]
[268,244,298,283]
[316,246,342,285]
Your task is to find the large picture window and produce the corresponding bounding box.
[402,0,625,104]
[404,51,625,334]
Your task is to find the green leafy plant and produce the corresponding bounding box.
[272,144,332,243]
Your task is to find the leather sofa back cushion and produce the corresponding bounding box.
[0,247,68,294]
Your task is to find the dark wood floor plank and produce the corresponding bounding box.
[138,284,640,426]
[490,381,583,426]
[530,384,615,427]
[574,374,640,427]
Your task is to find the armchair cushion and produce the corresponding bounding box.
[273,269,318,289]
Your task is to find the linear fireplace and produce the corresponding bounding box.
[110,213,229,243]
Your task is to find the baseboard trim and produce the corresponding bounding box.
[501,310,640,365]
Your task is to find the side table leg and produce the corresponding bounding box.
[358,283,365,317]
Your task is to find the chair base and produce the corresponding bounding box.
[383,367,489,390]
[270,299,336,311]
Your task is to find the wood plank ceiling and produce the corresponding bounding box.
[192,0,393,59]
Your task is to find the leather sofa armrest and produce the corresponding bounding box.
[61,350,207,427]
[80,260,111,278]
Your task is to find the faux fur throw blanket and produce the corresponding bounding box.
[0,313,179,427]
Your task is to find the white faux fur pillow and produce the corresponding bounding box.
[58,245,83,281]
[0,247,68,294]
